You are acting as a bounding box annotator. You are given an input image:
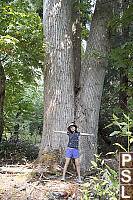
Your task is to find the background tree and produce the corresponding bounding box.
[98,1,133,153]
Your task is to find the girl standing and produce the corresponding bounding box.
[54,122,93,182]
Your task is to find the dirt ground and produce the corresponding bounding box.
[0,140,119,200]
[0,140,90,200]
[0,163,85,200]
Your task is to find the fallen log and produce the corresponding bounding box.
[0,166,48,174]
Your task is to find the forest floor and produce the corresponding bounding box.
[0,139,118,200]
[0,160,92,200]
[0,140,92,200]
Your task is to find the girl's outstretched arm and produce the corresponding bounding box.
[80,133,94,136]
[53,131,67,134]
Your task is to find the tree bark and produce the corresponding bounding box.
[0,61,6,142]
[71,0,81,96]
[38,0,75,160]
[12,104,21,142]
[75,0,114,171]
[119,0,129,113]
[39,0,114,172]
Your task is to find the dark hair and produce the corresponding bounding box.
[67,122,77,132]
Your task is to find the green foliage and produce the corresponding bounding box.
[4,83,44,137]
[107,4,133,116]
[100,40,133,127]
[82,112,132,199]
[0,35,19,51]
[106,113,133,152]
[73,0,93,40]
[99,3,133,147]
[0,136,40,162]
[0,0,45,70]
[31,0,43,19]
[0,0,45,85]
[111,41,133,76]
[111,41,133,114]
[0,0,45,138]
[89,113,132,199]
[82,154,119,199]
[108,5,133,30]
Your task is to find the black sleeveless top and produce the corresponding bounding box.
[67,131,80,149]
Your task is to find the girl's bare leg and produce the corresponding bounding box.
[75,158,80,178]
[62,157,70,178]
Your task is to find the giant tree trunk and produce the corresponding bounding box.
[39,0,114,172]
[75,0,114,171]
[38,0,75,160]
[0,61,6,142]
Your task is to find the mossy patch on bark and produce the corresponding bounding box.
[39,149,65,172]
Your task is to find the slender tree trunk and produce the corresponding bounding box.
[119,67,128,111]
[71,0,81,96]
[119,0,129,113]
[12,104,21,142]
[0,61,6,142]
[75,0,114,171]
[38,0,75,160]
